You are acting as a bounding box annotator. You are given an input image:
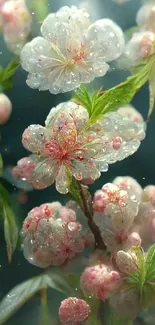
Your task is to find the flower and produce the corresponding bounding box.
[1,0,31,54]
[143,185,155,206]
[22,202,86,267]
[59,297,91,325]
[136,2,155,33]
[116,250,138,274]
[22,101,145,194]
[117,104,144,123]
[12,156,36,181]
[80,264,121,300]
[124,31,155,65]
[113,176,143,200]
[0,93,12,124]
[93,183,140,252]
[20,5,124,94]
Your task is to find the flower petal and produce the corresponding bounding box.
[71,160,100,181]
[22,125,46,153]
[30,159,59,189]
[55,165,71,194]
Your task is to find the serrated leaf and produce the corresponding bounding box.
[0,273,72,325]
[2,57,20,81]
[145,244,155,281]
[0,184,18,262]
[148,68,155,121]
[0,154,3,176]
[73,84,97,115]
[87,54,155,126]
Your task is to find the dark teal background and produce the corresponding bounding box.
[0,0,154,323]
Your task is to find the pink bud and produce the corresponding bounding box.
[0,93,12,124]
[59,297,91,325]
[116,250,138,274]
[126,232,142,247]
[112,136,123,150]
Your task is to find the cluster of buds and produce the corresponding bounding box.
[22,202,91,268]
[58,298,91,325]
[0,0,31,54]
[124,2,155,65]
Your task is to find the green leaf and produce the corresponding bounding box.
[0,154,3,176]
[0,184,18,262]
[40,288,51,325]
[148,68,155,121]
[0,273,72,325]
[73,84,99,115]
[0,57,20,91]
[124,26,139,39]
[87,53,155,126]
[145,244,155,281]
[31,0,49,22]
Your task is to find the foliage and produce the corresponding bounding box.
[29,0,49,22]
[0,154,3,177]
[0,183,18,262]
[73,52,155,125]
[0,57,20,91]
[0,272,72,325]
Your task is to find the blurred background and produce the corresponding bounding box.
[0,0,154,324]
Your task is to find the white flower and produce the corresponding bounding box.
[0,93,12,124]
[22,101,145,194]
[117,104,144,123]
[20,6,124,94]
[136,2,155,33]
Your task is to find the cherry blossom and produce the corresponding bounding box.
[20,5,124,94]
[0,93,12,124]
[143,185,155,206]
[113,176,143,200]
[117,104,144,123]
[22,101,145,194]
[59,297,91,325]
[12,156,36,181]
[136,2,155,33]
[116,250,138,274]
[80,264,121,300]
[124,31,155,65]
[0,0,31,54]
[22,202,87,268]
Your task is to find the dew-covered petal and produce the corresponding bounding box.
[85,19,124,62]
[30,159,59,189]
[55,165,71,194]
[22,125,46,153]
[71,159,101,181]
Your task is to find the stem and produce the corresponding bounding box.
[40,287,51,325]
[77,181,106,250]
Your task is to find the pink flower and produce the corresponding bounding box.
[59,297,91,325]
[80,264,121,300]
[22,202,86,267]
[12,156,35,181]
[0,93,12,125]
[143,185,155,206]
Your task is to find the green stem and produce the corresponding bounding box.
[77,181,106,250]
[40,287,51,325]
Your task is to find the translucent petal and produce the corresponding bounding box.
[30,159,59,189]
[22,125,46,153]
[71,160,101,181]
[55,165,71,194]
[85,19,124,62]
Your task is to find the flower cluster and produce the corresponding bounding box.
[93,176,155,253]
[22,202,90,268]
[0,0,31,54]
[59,297,91,325]
[21,101,145,194]
[124,2,155,65]
[12,156,36,181]
[20,5,124,94]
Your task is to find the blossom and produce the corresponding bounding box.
[143,185,155,206]
[113,176,143,200]
[12,156,36,181]
[59,297,91,325]
[124,31,155,65]
[80,264,121,300]
[93,183,140,252]
[22,101,145,194]
[116,250,138,274]
[117,104,144,123]
[20,5,124,94]
[22,202,87,267]
[136,2,155,33]
[0,93,12,124]
[0,0,31,54]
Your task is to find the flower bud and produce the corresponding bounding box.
[116,250,137,274]
[59,297,91,325]
[0,93,12,124]
[126,232,142,247]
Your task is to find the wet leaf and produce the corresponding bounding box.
[148,69,155,121]
[0,184,18,262]
[0,273,72,324]
[0,57,20,91]
[145,244,155,281]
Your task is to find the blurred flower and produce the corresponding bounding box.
[0,93,12,124]
[110,288,140,317]
[124,31,155,65]
[143,185,155,206]
[136,2,155,33]
[112,0,130,4]
[59,297,91,325]
[12,156,36,181]
[22,202,87,267]
[20,5,124,94]
[22,101,145,194]
[0,0,31,54]
[80,264,121,300]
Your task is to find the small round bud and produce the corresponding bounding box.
[59,297,91,325]
[126,232,142,247]
[0,93,12,124]
[116,250,137,274]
